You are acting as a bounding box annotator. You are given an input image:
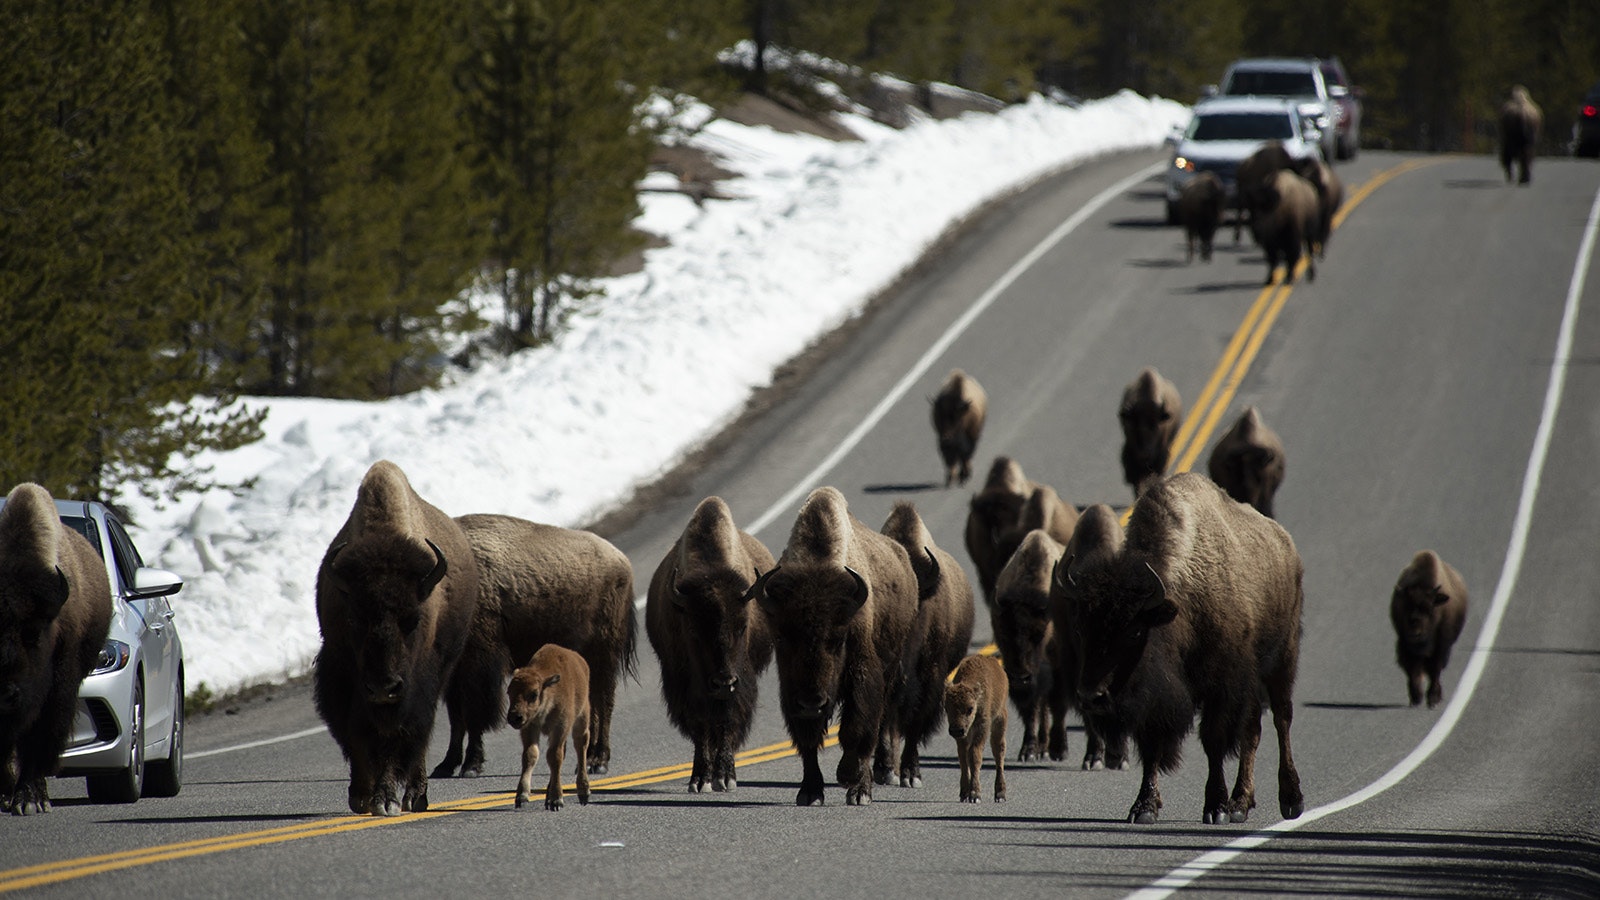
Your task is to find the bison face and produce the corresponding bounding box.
[969,493,1026,553]
[1120,402,1177,462]
[1392,585,1449,650]
[0,567,70,715]
[506,668,560,730]
[758,565,867,720]
[326,537,447,710]
[993,592,1050,693]
[945,682,981,739]
[1057,557,1176,714]
[671,565,765,700]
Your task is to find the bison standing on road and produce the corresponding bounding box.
[646,496,775,792]
[1207,406,1286,518]
[965,458,1077,605]
[506,644,591,810]
[1389,550,1469,709]
[314,460,479,816]
[1233,142,1294,243]
[944,654,1009,803]
[878,502,975,788]
[1248,169,1321,285]
[1050,503,1131,771]
[1055,473,1306,825]
[0,484,113,816]
[1119,368,1184,498]
[991,529,1068,762]
[432,514,636,779]
[931,369,988,488]
[1499,85,1543,185]
[758,487,919,806]
[1177,171,1225,263]
[1292,157,1344,258]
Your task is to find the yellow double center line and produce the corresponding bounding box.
[0,156,1440,894]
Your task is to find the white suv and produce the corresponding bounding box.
[1213,58,1338,162]
[1164,97,1325,224]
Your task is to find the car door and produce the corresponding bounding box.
[105,514,177,755]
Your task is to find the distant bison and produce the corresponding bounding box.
[1207,406,1286,518]
[646,496,774,792]
[1177,172,1225,263]
[1119,368,1184,498]
[931,369,988,488]
[1498,86,1542,185]
[506,644,590,810]
[1389,550,1469,709]
[1291,157,1344,258]
[1055,473,1305,824]
[759,487,919,805]
[965,458,1078,604]
[1233,142,1294,243]
[314,461,479,816]
[0,484,113,816]
[1248,169,1321,284]
[944,654,1009,803]
[433,514,636,779]
[878,502,975,787]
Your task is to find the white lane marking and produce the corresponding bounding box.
[188,725,329,760]
[631,160,1165,611]
[1126,181,1600,900]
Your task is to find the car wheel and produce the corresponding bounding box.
[144,674,183,798]
[87,676,145,804]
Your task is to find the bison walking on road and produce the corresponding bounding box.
[1207,406,1286,518]
[1390,550,1469,709]
[314,461,479,816]
[965,458,1077,605]
[944,654,1009,803]
[1119,368,1184,498]
[646,497,775,792]
[507,644,591,810]
[931,369,988,488]
[1055,473,1306,825]
[1499,86,1542,185]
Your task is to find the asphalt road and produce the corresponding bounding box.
[5,149,1600,899]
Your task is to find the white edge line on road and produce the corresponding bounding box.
[1125,182,1600,900]
[188,725,329,760]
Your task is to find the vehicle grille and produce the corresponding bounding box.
[85,698,120,742]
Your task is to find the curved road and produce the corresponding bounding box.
[5,149,1600,898]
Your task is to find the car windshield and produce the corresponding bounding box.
[1188,112,1294,142]
[1225,70,1317,97]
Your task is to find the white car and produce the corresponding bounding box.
[1164,97,1325,225]
[48,498,186,803]
[1213,57,1340,162]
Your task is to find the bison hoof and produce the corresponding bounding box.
[588,762,608,775]
[796,789,825,807]
[515,794,528,809]
[376,799,404,817]
[428,761,458,779]
[1281,798,1304,819]
[1229,808,1251,824]
[961,795,980,804]
[845,787,871,806]
[899,775,922,789]
[1203,807,1228,825]
[687,778,707,794]
[1082,755,1103,771]
[994,793,1007,803]
[546,797,564,811]
[1130,806,1160,825]
[712,776,735,792]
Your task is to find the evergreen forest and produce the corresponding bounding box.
[4,0,1596,501]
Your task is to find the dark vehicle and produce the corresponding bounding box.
[1576,82,1600,158]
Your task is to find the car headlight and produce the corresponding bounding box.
[1173,156,1194,172]
[93,640,131,675]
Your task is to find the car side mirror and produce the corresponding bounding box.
[1199,84,1218,99]
[131,566,184,599]
[1328,84,1349,99]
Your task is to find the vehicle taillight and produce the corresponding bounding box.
[1585,105,1599,119]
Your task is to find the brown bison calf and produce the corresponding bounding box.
[1207,406,1286,518]
[507,644,591,810]
[1389,551,1469,709]
[0,484,113,816]
[944,654,1008,803]
[1499,86,1542,185]
[1177,172,1225,263]
[1119,368,1184,498]
[931,369,988,488]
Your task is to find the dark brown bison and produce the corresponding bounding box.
[1499,86,1542,185]
[1291,157,1344,258]
[992,529,1068,762]
[757,487,919,805]
[1389,550,1469,709]
[0,484,113,816]
[944,654,1008,803]
[506,644,590,810]
[1207,406,1286,518]
[645,496,774,792]
[1232,142,1294,243]
[1119,368,1184,498]
[1248,169,1321,285]
[432,513,636,779]
[1177,172,1225,263]
[1055,473,1305,825]
[965,458,1077,605]
[878,502,975,788]
[931,369,988,488]
[314,460,479,816]
[1050,503,1131,771]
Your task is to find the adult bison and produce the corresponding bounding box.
[930,369,988,488]
[314,460,479,816]
[0,484,113,815]
[1207,406,1286,518]
[991,529,1068,762]
[1176,172,1225,263]
[1050,503,1131,771]
[432,513,636,779]
[1248,169,1321,285]
[1232,142,1294,243]
[646,496,774,792]
[1291,157,1344,258]
[878,502,975,788]
[1389,550,1469,709]
[1119,368,1184,498]
[1054,473,1305,825]
[965,458,1077,605]
[1498,85,1542,185]
[758,487,919,806]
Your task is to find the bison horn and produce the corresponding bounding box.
[845,565,869,610]
[1137,561,1167,606]
[420,539,448,597]
[670,564,690,609]
[40,566,71,620]
[1054,554,1077,589]
[745,565,780,604]
[917,547,940,602]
